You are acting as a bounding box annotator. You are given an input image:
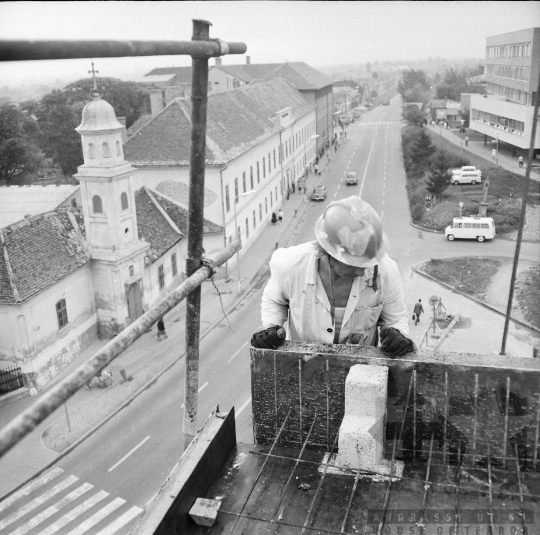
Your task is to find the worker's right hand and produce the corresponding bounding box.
[251,326,286,350]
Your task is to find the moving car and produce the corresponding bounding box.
[452,170,482,185]
[445,216,495,242]
[345,172,358,185]
[311,186,327,201]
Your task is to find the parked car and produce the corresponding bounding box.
[452,166,481,177]
[452,170,482,185]
[445,217,495,242]
[345,172,358,185]
[311,186,327,201]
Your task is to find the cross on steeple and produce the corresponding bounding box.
[88,61,99,90]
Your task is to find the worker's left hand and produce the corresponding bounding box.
[379,326,415,358]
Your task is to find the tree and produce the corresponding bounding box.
[426,150,452,201]
[397,69,431,103]
[410,129,436,167]
[0,104,44,185]
[402,105,427,127]
[62,77,149,128]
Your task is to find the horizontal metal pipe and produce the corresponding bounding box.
[0,39,247,62]
[0,240,241,459]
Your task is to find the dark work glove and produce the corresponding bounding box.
[380,326,415,357]
[251,326,286,350]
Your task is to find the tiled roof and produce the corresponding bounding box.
[0,208,90,304]
[148,188,223,235]
[135,188,183,264]
[0,185,79,229]
[127,114,153,138]
[144,67,192,85]
[124,78,314,166]
[217,62,333,90]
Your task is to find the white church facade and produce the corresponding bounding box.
[0,92,222,389]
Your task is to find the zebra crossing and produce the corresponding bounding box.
[0,468,143,535]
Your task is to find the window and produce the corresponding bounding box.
[257,162,260,183]
[273,149,276,168]
[92,195,103,214]
[245,218,249,238]
[102,142,111,158]
[268,152,271,173]
[237,226,241,239]
[116,140,121,157]
[234,178,239,203]
[172,253,178,277]
[263,157,266,178]
[242,172,246,193]
[88,143,95,159]
[253,210,256,228]
[250,166,254,189]
[71,199,77,208]
[259,203,262,221]
[275,186,278,200]
[158,265,165,289]
[225,185,230,212]
[270,191,273,207]
[129,265,134,277]
[265,198,268,213]
[120,192,129,211]
[56,299,68,329]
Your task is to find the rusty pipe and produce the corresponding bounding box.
[0,240,241,459]
[0,38,247,62]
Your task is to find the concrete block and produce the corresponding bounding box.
[189,497,221,527]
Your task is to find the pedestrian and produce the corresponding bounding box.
[518,155,524,168]
[413,299,424,326]
[465,135,469,147]
[292,183,295,194]
[157,318,168,341]
[251,196,414,358]
[286,188,290,200]
[271,212,277,225]
[278,209,283,223]
[314,164,319,176]
[492,148,497,163]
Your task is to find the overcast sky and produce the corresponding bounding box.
[0,1,539,85]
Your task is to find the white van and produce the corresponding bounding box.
[445,217,496,242]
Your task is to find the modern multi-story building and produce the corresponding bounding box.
[469,27,540,157]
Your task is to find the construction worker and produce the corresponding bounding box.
[251,196,414,357]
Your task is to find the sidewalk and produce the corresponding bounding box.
[427,124,540,182]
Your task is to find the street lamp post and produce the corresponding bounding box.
[233,190,255,293]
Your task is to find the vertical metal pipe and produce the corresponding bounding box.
[472,373,479,464]
[444,372,448,465]
[298,358,303,446]
[535,381,540,470]
[183,19,212,448]
[413,370,417,460]
[326,359,330,451]
[502,376,510,468]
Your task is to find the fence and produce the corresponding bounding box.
[0,366,25,397]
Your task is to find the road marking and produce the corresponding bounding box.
[227,342,248,364]
[0,475,78,531]
[8,483,94,535]
[38,491,110,535]
[64,498,126,535]
[108,436,150,473]
[334,192,338,198]
[359,128,378,198]
[0,467,65,514]
[181,382,209,408]
[94,506,144,535]
[236,397,252,417]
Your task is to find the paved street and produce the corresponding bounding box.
[0,98,538,535]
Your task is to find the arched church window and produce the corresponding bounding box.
[56,299,69,329]
[92,195,103,214]
[102,142,111,158]
[121,192,129,211]
[116,140,122,157]
[88,143,96,159]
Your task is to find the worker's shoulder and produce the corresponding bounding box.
[377,254,401,278]
[270,241,317,264]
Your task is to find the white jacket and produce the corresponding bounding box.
[261,242,410,345]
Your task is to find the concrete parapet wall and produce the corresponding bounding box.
[251,342,540,468]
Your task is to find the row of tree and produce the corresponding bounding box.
[0,78,150,185]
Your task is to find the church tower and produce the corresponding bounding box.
[74,88,149,338]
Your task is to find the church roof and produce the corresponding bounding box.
[124,78,314,166]
[0,185,79,229]
[0,208,89,304]
[143,67,193,85]
[76,93,124,133]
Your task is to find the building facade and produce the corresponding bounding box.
[469,27,540,155]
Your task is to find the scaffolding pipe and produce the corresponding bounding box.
[0,240,241,459]
[183,19,212,449]
[0,38,247,62]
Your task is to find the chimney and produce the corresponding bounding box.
[246,56,251,65]
[117,117,128,144]
[215,57,222,66]
[164,86,184,105]
[149,89,164,116]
